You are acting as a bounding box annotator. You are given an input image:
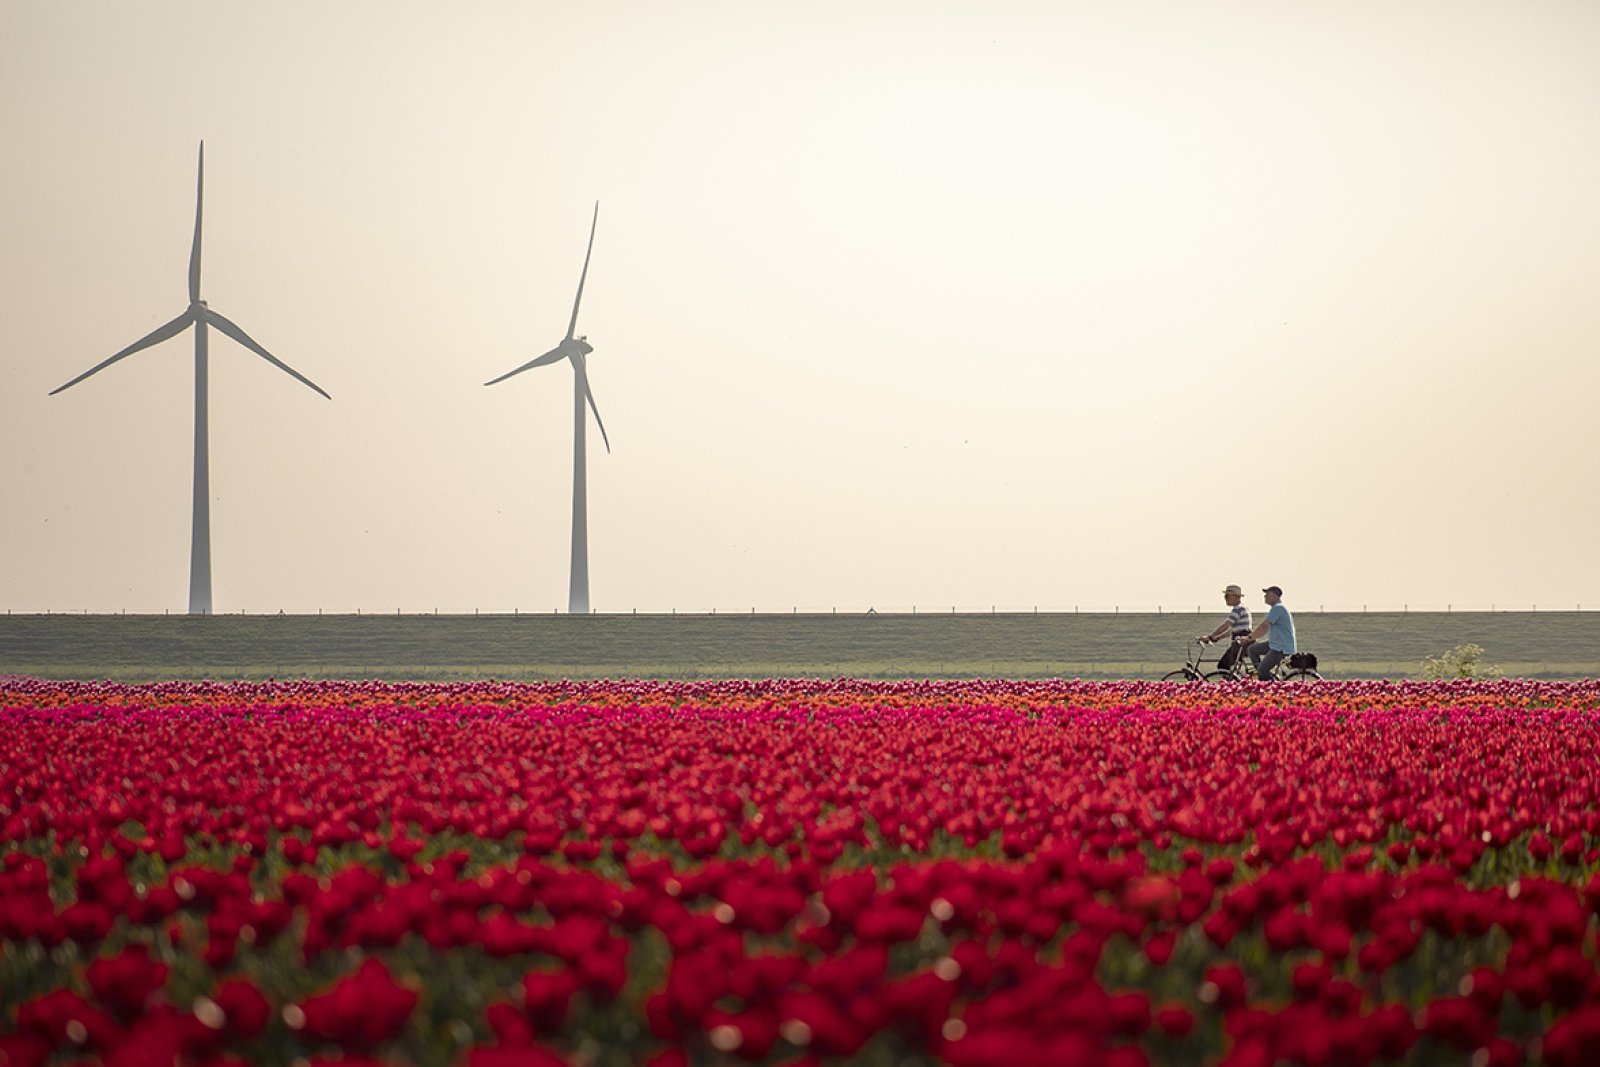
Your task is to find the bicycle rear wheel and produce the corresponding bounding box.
[1161,668,1202,682]
[1282,669,1322,683]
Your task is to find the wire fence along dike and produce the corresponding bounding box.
[4,604,1594,617]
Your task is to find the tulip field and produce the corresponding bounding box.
[3,677,1600,1066]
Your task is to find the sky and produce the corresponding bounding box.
[3,1,1598,615]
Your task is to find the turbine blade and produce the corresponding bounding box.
[189,142,204,305]
[574,354,610,453]
[203,307,331,399]
[564,202,598,341]
[49,311,193,395]
[482,345,566,387]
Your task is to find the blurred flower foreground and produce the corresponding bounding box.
[3,677,1600,1066]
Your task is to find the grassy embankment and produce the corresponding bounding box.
[2,611,1595,681]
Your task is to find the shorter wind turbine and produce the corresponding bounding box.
[50,141,329,615]
[485,202,608,616]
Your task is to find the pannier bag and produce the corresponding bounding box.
[1289,653,1318,670]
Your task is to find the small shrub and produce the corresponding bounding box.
[1420,643,1502,680]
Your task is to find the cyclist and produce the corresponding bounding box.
[1196,584,1252,673]
[1243,585,1296,681]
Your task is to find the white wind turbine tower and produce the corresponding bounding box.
[50,142,330,615]
[484,203,609,616]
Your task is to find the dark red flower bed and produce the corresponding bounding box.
[2,678,1598,1065]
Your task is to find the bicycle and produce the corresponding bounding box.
[1160,639,1212,682]
[1204,640,1323,683]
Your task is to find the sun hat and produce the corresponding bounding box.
[1223,584,1244,596]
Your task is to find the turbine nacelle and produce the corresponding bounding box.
[569,336,593,356]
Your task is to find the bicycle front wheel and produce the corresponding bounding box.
[1202,671,1243,683]
[1161,669,1202,682]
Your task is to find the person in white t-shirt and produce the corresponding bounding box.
[1196,584,1252,673]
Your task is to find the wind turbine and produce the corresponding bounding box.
[484,202,608,616]
[49,141,330,616]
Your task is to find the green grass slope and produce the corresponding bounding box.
[2,611,1595,681]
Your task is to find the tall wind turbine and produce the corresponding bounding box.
[485,202,608,616]
[50,142,330,615]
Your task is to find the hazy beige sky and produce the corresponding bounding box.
[3,1,1597,614]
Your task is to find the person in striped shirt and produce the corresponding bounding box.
[1196,584,1253,672]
